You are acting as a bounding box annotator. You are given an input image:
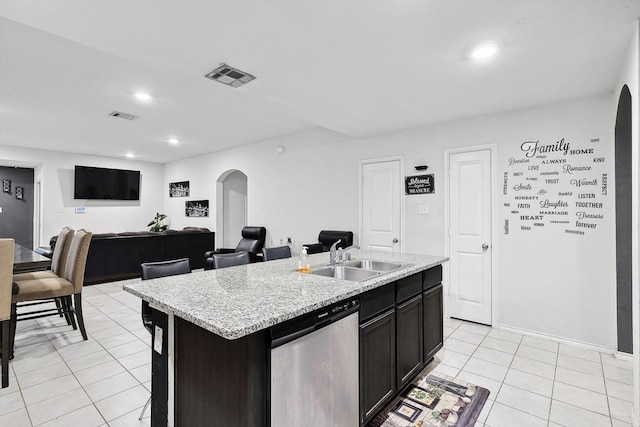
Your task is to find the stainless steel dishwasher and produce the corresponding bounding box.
[269,298,360,426]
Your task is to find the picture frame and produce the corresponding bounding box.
[403,384,441,409]
[185,200,209,217]
[170,181,190,197]
[2,179,10,194]
[15,186,23,200]
[391,400,422,422]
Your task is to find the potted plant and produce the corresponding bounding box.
[148,212,169,232]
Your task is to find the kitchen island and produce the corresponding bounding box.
[124,249,447,426]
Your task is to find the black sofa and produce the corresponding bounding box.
[304,230,354,254]
[50,227,214,284]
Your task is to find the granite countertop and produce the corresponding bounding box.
[123,249,448,340]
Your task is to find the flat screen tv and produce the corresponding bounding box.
[74,165,140,200]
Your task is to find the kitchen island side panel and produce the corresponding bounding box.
[174,317,268,426]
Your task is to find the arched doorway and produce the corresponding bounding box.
[216,170,248,248]
[615,85,632,354]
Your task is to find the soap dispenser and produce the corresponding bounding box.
[297,246,310,273]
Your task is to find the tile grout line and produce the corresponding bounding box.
[599,351,615,427]
[12,285,149,426]
[547,342,559,427]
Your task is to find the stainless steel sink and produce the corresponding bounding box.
[308,258,413,282]
[342,259,407,272]
[310,265,380,282]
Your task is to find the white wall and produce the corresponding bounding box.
[165,93,616,349]
[615,20,639,427]
[0,145,164,244]
[164,128,360,249]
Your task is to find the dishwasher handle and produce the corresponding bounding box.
[269,298,360,349]
[270,325,316,348]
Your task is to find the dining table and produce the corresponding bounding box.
[13,244,51,273]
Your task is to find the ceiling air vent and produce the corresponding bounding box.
[109,111,138,121]
[205,63,256,88]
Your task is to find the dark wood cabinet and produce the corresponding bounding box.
[359,309,396,425]
[396,294,424,389]
[174,317,267,426]
[358,266,444,426]
[423,283,444,363]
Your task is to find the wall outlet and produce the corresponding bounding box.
[418,204,429,215]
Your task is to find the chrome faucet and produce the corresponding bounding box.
[330,240,356,265]
[329,240,342,265]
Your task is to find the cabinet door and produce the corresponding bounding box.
[360,309,396,425]
[396,294,424,389]
[423,283,444,363]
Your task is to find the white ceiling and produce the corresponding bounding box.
[0,0,638,164]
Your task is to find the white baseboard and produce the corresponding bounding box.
[494,323,619,355]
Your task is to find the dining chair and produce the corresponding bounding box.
[13,227,75,323]
[13,227,74,281]
[0,239,14,388]
[138,258,191,420]
[209,251,250,269]
[11,229,92,358]
[262,245,291,261]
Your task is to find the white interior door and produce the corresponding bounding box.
[449,150,492,325]
[361,160,402,252]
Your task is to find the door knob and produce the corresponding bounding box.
[392,238,399,244]
[482,243,489,250]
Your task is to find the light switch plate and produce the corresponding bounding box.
[418,204,429,215]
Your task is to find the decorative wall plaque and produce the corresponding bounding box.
[405,174,434,195]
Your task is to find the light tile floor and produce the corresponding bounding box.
[1,281,636,426]
[431,318,635,427]
[1,280,151,427]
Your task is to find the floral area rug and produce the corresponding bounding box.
[367,372,490,427]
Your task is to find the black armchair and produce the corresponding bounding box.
[305,230,354,254]
[204,226,266,267]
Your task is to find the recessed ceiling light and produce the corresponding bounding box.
[168,138,180,144]
[125,152,135,158]
[135,92,153,101]
[471,43,499,60]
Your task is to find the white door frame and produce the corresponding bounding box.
[215,169,248,249]
[443,144,499,325]
[359,156,405,253]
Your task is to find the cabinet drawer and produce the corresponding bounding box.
[423,265,443,290]
[360,282,395,323]
[396,273,422,303]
